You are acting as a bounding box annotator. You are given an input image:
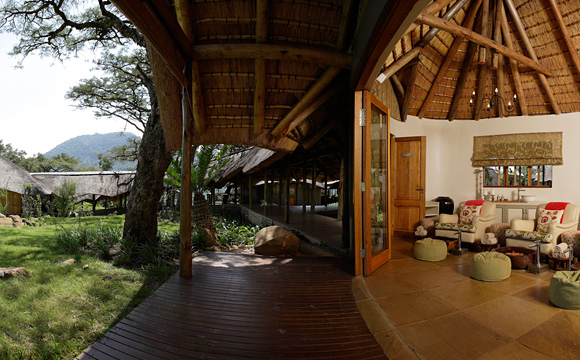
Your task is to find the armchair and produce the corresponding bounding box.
[434,201,496,243]
[505,203,580,255]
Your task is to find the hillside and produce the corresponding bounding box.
[44,132,139,171]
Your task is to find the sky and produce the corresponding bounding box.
[0,32,138,156]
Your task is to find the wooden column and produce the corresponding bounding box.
[234,186,238,205]
[264,170,268,216]
[248,175,253,209]
[324,175,328,206]
[179,88,193,279]
[302,164,307,212]
[285,160,290,224]
[211,184,216,205]
[278,173,282,206]
[311,160,317,214]
[92,194,96,212]
[337,158,344,221]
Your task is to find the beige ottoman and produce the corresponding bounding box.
[471,251,511,282]
[414,238,447,262]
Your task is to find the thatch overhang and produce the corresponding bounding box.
[30,172,135,202]
[0,155,52,195]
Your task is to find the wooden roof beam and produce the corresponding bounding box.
[547,0,580,86]
[401,61,421,122]
[253,0,269,135]
[499,1,528,115]
[272,72,343,137]
[336,0,354,52]
[405,0,455,36]
[417,0,482,119]
[390,74,405,97]
[193,44,352,69]
[414,12,553,77]
[303,121,337,150]
[503,0,560,114]
[495,1,506,117]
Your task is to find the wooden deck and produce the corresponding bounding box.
[77,252,386,360]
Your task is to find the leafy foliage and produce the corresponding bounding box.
[215,219,260,247]
[0,188,7,215]
[21,183,42,218]
[52,180,77,217]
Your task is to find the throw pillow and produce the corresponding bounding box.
[459,205,483,225]
[537,209,564,233]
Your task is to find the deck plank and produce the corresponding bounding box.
[76,252,386,359]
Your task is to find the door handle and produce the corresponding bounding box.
[416,188,424,194]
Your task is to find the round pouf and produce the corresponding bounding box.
[549,271,580,310]
[414,238,448,262]
[471,251,511,282]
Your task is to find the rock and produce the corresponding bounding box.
[0,217,12,227]
[62,259,77,265]
[0,213,5,218]
[0,267,32,278]
[83,265,89,269]
[8,215,24,228]
[254,226,300,256]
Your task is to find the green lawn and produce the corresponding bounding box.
[0,215,179,360]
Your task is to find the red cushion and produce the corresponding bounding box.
[465,200,485,206]
[546,202,569,223]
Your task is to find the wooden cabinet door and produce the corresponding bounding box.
[392,137,426,236]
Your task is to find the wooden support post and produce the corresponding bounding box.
[324,175,328,206]
[475,44,490,120]
[302,164,307,213]
[338,157,344,221]
[211,184,215,205]
[496,2,506,117]
[503,0,560,114]
[311,160,317,214]
[285,159,290,224]
[264,170,268,216]
[234,186,238,205]
[499,1,528,115]
[492,0,502,70]
[92,194,96,212]
[479,0,490,64]
[179,87,193,279]
[248,175,253,209]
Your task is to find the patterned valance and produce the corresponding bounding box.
[472,132,563,167]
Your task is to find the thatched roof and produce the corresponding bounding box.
[0,155,52,195]
[384,0,580,121]
[30,172,135,200]
[213,147,286,185]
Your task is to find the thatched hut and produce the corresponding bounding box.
[31,171,135,213]
[0,155,52,216]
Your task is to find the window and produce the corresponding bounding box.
[484,165,552,187]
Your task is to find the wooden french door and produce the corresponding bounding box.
[354,91,391,276]
[392,137,426,236]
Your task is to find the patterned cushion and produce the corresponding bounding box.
[561,231,580,257]
[421,217,437,235]
[459,205,483,225]
[435,222,477,233]
[490,223,510,246]
[536,208,564,233]
[505,229,554,243]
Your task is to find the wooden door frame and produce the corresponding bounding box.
[354,90,392,276]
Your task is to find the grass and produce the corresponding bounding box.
[0,215,179,360]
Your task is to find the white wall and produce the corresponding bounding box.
[390,113,580,208]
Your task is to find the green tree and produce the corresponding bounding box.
[97,153,114,171]
[0,139,26,165]
[1,0,172,243]
[52,180,77,217]
[165,145,231,241]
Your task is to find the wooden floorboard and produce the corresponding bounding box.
[77,252,386,359]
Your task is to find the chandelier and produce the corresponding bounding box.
[469,88,518,118]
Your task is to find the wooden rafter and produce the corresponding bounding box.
[499,1,528,115]
[503,0,560,114]
[336,0,353,52]
[401,61,421,122]
[303,121,337,150]
[479,0,490,64]
[192,44,352,69]
[414,12,553,77]
[253,0,268,135]
[417,0,482,119]
[495,1,506,116]
[390,74,405,97]
[547,0,580,82]
[405,0,455,36]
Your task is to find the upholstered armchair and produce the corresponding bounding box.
[505,203,580,255]
[434,201,496,243]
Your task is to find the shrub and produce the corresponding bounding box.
[52,180,77,217]
[215,219,260,247]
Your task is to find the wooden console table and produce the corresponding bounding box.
[493,202,539,223]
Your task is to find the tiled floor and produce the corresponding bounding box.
[354,237,580,360]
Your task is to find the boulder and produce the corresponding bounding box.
[254,226,300,256]
[0,267,32,279]
[8,215,24,228]
[62,259,77,265]
[0,213,5,218]
[0,217,12,227]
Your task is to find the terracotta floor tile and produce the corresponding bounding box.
[398,312,509,360]
[463,295,561,339]
[387,258,442,274]
[372,259,402,276]
[517,268,556,282]
[517,311,580,359]
[474,341,554,360]
[373,330,420,360]
[511,281,552,306]
[430,281,507,310]
[403,265,471,290]
[375,290,458,327]
[474,272,539,294]
[356,299,394,334]
[364,272,424,299]
[352,278,369,302]
[432,252,475,267]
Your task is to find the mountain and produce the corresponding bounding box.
[44,132,140,171]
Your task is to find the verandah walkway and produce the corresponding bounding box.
[77,252,386,359]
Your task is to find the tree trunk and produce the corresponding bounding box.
[123,91,172,243]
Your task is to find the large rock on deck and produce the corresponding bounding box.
[254,226,300,256]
